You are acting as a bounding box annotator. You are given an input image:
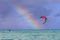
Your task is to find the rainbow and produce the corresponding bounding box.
[4,0,44,29]
[13,6,44,29]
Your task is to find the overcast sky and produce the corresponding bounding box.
[0,0,60,29]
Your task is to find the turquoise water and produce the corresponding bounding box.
[0,30,60,40]
[0,29,60,32]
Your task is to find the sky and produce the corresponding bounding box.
[0,0,60,29]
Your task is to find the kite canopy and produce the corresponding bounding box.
[40,16,47,24]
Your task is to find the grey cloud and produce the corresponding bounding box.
[0,0,36,29]
[0,0,60,29]
[0,0,13,18]
[9,0,60,29]
[0,12,35,29]
[29,7,52,19]
[44,16,60,29]
[9,0,52,19]
[54,13,60,17]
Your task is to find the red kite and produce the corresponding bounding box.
[40,16,47,24]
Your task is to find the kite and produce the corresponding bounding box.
[40,16,47,24]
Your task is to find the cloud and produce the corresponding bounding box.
[0,0,36,29]
[54,13,60,17]
[0,0,60,29]
[44,16,60,29]
[0,12,35,29]
[10,0,60,29]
